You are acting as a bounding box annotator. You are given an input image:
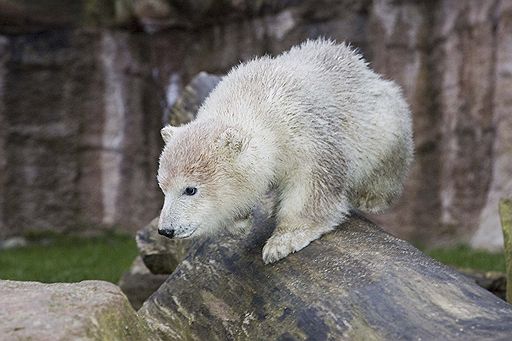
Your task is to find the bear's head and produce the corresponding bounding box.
[157,122,256,239]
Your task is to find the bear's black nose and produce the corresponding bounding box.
[158,228,175,239]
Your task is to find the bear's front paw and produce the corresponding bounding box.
[262,232,311,264]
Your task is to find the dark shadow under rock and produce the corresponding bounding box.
[139,209,512,340]
[118,256,169,310]
[457,268,507,302]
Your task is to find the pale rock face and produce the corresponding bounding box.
[0,280,155,340]
[471,1,512,250]
[157,40,413,263]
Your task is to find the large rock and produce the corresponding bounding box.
[0,280,156,340]
[139,209,512,340]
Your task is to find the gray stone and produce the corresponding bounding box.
[0,236,27,250]
[118,256,168,310]
[139,209,512,340]
[168,72,222,126]
[0,280,156,340]
[131,0,184,33]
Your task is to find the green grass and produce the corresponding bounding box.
[0,232,138,283]
[0,234,506,284]
[424,245,506,273]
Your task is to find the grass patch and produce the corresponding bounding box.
[0,234,505,284]
[0,232,138,283]
[424,245,506,273]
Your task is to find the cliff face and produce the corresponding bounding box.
[0,30,163,234]
[0,0,510,249]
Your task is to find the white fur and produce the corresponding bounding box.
[157,39,414,264]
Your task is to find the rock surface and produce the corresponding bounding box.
[139,209,512,340]
[471,1,512,249]
[118,256,168,310]
[168,72,222,126]
[0,280,155,340]
[0,30,163,236]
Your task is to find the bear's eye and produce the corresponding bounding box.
[184,187,197,196]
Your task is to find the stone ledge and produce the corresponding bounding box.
[138,209,512,340]
[0,280,156,340]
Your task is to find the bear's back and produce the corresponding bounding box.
[197,40,412,190]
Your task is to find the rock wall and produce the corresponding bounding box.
[0,0,511,249]
[472,0,512,249]
[0,29,163,235]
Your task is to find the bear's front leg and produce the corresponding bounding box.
[262,179,350,264]
[262,222,327,264]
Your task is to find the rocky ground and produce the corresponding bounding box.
[3,209,512,340]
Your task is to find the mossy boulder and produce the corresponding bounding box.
[0,280,156,340]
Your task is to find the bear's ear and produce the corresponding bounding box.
[161,125,177,144]
[217,127,249,156]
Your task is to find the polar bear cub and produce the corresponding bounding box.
[157,39,413,264]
